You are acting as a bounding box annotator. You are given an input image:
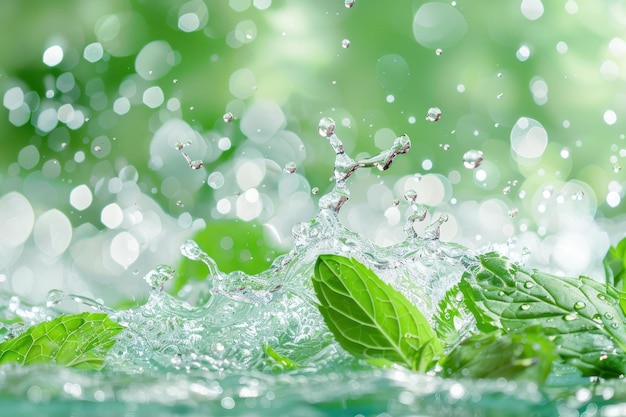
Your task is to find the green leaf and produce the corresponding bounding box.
[604,237,626,289]
[441,326,556,382]
[0,312,124,370]
[312,254,442,372]
[461,252,626,377]
[263,344,300,371]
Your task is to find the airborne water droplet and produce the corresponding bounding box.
[435,48,443,56]
[502,186,511,195]
[190,160,204,170]
[508,208,519,218]
[284,162,297,174]
[613,163,622,173]
[341,39,350,49]
[318,117,336,137]
[223,112,234,123]
[426,107,442,122]
[312,187,319,195]
[462,150,484,169]
[344,0,355,8]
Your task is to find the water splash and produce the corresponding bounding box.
[0,119,475,382]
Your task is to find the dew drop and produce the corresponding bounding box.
[564,312,578,321]
[284,161,297,174]
[520,304,530,311]
[462,150,484,169]
[598,294,607,301]
[341,39,351,49]
[592,314,603,324]
[498,290,506,297]
[344,0,355,8]
[573,301,586,310]
[605,312,614,320]
[612,322,619,328]
[508,208,519,218]
[223,112,234,123]
[523,281,534,289]
[426,107,442,122]
[318,117,336,138]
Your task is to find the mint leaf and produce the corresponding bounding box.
[0,312,124,370]
[312,254,442,372]
[263,344,300,371]
[441,326,556,382]
[604,237,626,289]
[461,252,626,377]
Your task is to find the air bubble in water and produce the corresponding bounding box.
[318,117,336,137]
[344,0,355,8]
[462,150,483,169]
[223,112,234,123]
[426,107,442,122]
[284,162,297,174]
[341,39,350,49]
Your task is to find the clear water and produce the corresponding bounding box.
[0,120,622,416]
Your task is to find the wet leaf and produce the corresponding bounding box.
[312,254,441,372]
[0,312,124,370]
[460,252,626,377]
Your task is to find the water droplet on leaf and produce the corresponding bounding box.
[574,301,586,310]
[520,304,530,311]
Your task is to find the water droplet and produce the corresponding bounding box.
[318,117,336,137]
[46,289,67,307]
[502,186,511,195]
[392,199,400,206]
[564,312,578,321]
[173,79,178,84]
[598,294,607,301]
[435,48,443,56]
[284,162,297,174]
[341,39,350,49]
[190,160,204,170]
[613,163,622,173]
[520,304,530,311]
[426,107,442,122]
[439,143,450,151]
[176,200,183,207]
[498,290,506,297]
[508,208,519,218]
[612,322,620,328]
[497,72,503,78]
[344,0,355,8]
[462,150,484,169]
[496,93,504,99]
[605,312,614,320]
[312,187,319,195]
[574,301,586,310]
[572,191,584,201]
[94,145,102,152]
[592,314,603,324]
[404,190,418,202]
[523,281,534,289]
[223,112,234,123]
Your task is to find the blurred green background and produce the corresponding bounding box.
[1,0,625,303]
